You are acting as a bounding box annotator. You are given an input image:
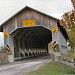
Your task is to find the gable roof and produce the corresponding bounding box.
[0,6,59,27]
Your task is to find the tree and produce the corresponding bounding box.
[60,10,75,30]
[71,0,75,9]
[60,0,75,50]
[68,28,75,50]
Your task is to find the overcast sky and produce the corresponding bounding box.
[0,0,73,25]
[0,0,73,46]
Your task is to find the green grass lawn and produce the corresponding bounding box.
[26,61,75,75]
[0,61,8,65]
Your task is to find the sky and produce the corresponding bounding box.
[0,0,73,46]
[0,0,73,25]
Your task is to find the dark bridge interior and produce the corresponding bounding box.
[11,26,52,58]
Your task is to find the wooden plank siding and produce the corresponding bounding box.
[3,18,15,33]
[3,8,58,33]
[16,8,58,29]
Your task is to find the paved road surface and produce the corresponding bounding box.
[0,56,52,75]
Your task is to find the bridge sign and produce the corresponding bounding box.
[52,27,58,33]
[23,20,36,27]
[4,32,8,38]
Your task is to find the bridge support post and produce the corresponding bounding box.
[4,34,14,63]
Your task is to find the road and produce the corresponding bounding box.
[0,56,53,75]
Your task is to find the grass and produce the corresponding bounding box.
[64,52,75,58]
[26,61,75,75]
[0,60,8,65]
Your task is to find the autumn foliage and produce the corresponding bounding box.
[71,0,75,9]
[60,0,75,49]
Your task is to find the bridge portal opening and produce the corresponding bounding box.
[11,26,52,59]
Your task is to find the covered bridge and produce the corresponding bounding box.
[0,6,68,60]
